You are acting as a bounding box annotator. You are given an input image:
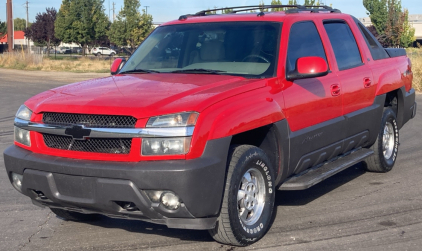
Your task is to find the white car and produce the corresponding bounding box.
[92,47,116,56]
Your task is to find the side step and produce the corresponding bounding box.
[279,148,374,191]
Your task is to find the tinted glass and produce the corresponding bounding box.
[121,22,281,78]
[324,21,362,70]
[354,18,389,60]
[286,21,327,73]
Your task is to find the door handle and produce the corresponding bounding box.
[331,84,341,96]
[364,77,372,88]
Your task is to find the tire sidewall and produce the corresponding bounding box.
[377,109,399,170]
[228,148,275,244]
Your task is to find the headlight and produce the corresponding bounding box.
[16,105,32,121]
[14,126,31,146]
[142,137,191,155]
[146,112,199,127]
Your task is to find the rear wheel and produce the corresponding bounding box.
[209,145,276,246]
[365,107,399,172]
[50,208,100,222]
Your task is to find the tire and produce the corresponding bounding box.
[110,53,115,57]
[50,208,100,222]
[209,145,276,246]
[97,52,102,57]
[364,107,399,172]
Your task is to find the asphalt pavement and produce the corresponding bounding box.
[1,68,422,251]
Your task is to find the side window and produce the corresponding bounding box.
[287,21,327,73]
[354,18,389,61]
[323,21,363,70]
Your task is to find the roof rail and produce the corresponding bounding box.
[179,5,341,20]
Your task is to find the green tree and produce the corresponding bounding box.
[0,20,6,35]
[14,18,31,31]
[363,0,388,35]
[270,0,283,11]
[222,8,234,14]
[55,0,110,55]
[304,0,317,5]
[364,0,415,47]
[400,9,415,47]
[108,0,154,53]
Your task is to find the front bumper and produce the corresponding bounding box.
[3,137,231,230]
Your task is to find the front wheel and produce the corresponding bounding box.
[209,145,276,246]
[364,107,399,172]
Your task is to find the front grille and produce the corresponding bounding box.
[43,134,131,154]
[43,113,137,128]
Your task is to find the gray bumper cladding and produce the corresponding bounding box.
[3,137,232,230]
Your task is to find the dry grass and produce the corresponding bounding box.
[407,48,422,92]
[0,51,110,73]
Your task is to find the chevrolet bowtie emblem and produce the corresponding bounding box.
[65,125,91,140]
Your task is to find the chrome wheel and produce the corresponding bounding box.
[382,122,395,159]
[237,168,266,226]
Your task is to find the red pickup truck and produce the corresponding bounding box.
[4,5,417,246]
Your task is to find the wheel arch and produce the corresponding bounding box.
[383,86,413,130]
[229,120,290,186]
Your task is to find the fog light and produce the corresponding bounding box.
[161,192,181,210]
[14,126,31,146]
[145,190,164,203]
[12,173,23,192]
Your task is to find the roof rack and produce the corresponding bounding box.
[179,5,341,20]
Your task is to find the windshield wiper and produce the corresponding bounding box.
[170,69,226,74]
[120,69,161,74]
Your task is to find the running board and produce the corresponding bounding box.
[279,148,374,191]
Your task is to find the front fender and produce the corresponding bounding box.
[186,87,285,159]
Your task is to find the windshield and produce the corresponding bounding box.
[121,22,281,78]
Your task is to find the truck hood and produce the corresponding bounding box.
[25,73,266,119]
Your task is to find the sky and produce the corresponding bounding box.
[1,0,422,24]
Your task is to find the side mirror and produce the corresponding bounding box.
[286,56,329,81]
[111,58,126,75]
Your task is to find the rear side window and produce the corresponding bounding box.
[286,21,327,73]
[353,18,389,60]
[324,21,363,71]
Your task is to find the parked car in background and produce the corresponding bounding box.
[71,47,83,54]
[57,47,71,54]
[92,47,116,56]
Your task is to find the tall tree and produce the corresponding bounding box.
[364,0,415,47]
[363,0,388,35]
[55,0,110,55]
[25,8,61,56]
[14,18,31,31]
[108,0,154,53]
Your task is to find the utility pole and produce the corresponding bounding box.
[25,1,30,53]
[144,6,149,15]
[6,0,13,52]
[112,2,116,22]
